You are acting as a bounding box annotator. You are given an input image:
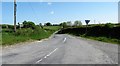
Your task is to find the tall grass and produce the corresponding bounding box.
[2,26,60,46]
[83,36,120,44]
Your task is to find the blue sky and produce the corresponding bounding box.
[2,2,118,25]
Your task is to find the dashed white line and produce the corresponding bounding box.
[106,55,114,64]
[36,59,43,63]
[44,56,47,58]
[35,48,58,63]
[63,38,66,43]
[47,48,58,57]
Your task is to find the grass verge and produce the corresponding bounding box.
[81,35,120,44]
[2,26,60,46]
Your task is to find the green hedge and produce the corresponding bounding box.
[57,25,120,40]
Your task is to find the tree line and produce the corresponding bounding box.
[2,20,83,29]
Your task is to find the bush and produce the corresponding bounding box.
[2,25,14,29]
[57,23,120,39]
[15,28,33,36]
[2,24,7,28]
[44,22,52,26]
[104,23,114,28]
[23,21,36,29]
[8,25,14,29]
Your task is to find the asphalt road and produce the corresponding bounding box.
[1,34,118,64]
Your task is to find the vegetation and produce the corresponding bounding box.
[0,32,1,45]
[74,20,82,26]
[44,22,52,26]
[81,36,120,44]
[23,21,36,29]
[43,26,61,31]
[2,21,60,46]
[2,20,120,46]
[57,23,120,44]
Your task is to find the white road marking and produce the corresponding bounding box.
[36,59,43,63]
[106,55,114,64]
[44,56,47,58]
[37,41,42,42]
[46,48,58,57]
[63,38,66,43]
[35,48,58,63]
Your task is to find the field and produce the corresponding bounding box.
[2,23,120,46]
[2,26,60,46]
[43,26,61,31]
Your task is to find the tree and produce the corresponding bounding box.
[44,22,52,26]
[74,20,82,26]
[23,21,36,29]
[60,22,67,28]
[39,23,43,29]
[66,21,72,26]
[18,22,20,29]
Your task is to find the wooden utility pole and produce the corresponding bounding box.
[14,0,17,32]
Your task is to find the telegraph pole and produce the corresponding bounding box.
[14,0,17,32]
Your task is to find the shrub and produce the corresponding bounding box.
[44,22,52,26]
[15,28,33,36]
[2,24,7,28]
[23,21,36,29]
[104,23,114,28]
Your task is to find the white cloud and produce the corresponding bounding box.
[48,2,52,5]
[50,11,54,14]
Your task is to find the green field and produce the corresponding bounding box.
[43,26,61,31]
[2,26,60,46]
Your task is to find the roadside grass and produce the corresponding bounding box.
[0,32,2,45]
[68,33,120,44]
[80,35,120,44]
[2,33,30,45]
[57,24,120,45]
[2,26,60,46]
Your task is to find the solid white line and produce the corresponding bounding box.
[63,38,66,43]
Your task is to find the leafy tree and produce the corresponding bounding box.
[74,20,82,26]
[18,22,20,29]
[59,23,63,26]
[39,23,43,29]
[23,21,36,29]
[44,22,52,26]
[66,21,72,26]
[60,22,67,28]
[53,24,59,26]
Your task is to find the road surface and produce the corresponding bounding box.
[1,34,118,64]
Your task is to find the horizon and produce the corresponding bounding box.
[2,2,118,25]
